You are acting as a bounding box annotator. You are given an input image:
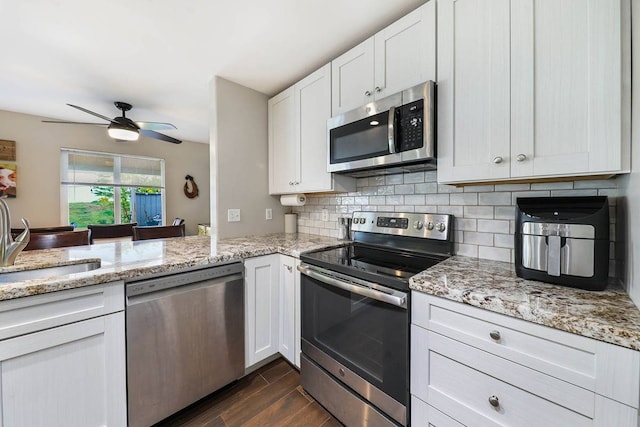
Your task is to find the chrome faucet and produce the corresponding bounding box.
[0,198,29,267]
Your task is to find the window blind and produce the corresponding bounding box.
[60,149,164,189]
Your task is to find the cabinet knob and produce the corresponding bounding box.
[286,265,293,272]
[289,181,294,185]
[493,156,504,164]
[516,154,527,162]
[365,90,372,97]
[489,330,501,341]
[488,395,500,408]
[339,368,346,377]
[375,86,383,93]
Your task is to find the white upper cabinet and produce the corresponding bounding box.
[269,64,355,195]
[437,0,630,184]
[332,1,436,115]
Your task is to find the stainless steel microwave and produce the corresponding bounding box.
[327,81,435,177]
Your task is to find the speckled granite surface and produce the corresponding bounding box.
[410,255,640,351]
[0,233,344,302]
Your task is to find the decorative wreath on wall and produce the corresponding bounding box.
[184,175,199,199]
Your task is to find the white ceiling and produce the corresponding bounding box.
[0,0,426,144]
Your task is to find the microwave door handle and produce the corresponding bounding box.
[388,106,397,154]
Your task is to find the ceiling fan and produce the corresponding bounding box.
[43,102,182,144]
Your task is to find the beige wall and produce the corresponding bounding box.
[619,2,639,306]
[210,77,287,238]
[0,109,209,235]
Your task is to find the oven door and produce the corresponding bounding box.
[298,264,408,426]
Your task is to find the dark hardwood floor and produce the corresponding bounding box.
[154,358,342,427]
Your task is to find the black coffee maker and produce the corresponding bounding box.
[514,196,610,291]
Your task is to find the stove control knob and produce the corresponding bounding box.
[413,220,424,230]
[436,223,446,232]
[426,222,434,230]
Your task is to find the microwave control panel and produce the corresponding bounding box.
[397,99,424,151]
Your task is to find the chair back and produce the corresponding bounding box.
[24,230,91,251]
[11,226,74,239]
[132,224,186,241]
[172,218,185,226]
[88,223,137,244]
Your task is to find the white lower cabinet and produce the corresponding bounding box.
[244,254,301,369]
[411,292,640,427]
[244,254,280,368]
[0,282,126,427]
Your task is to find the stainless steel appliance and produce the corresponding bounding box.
[327,81,435,177]
[515,196,610,291]
[299,211,454,426]
[126,263,244,427]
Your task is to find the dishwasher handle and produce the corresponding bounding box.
[126,262,243,299]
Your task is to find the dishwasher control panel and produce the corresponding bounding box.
[125,262,243,298]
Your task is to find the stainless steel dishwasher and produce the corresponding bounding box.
[126,262,244,427]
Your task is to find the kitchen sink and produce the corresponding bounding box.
[0,261,101,283]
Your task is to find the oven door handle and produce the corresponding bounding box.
[297,264,407,309]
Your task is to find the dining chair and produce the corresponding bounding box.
[172,218,185,226]
[24,230,91,251]
[88,223,137,244]
[132,224,186,241]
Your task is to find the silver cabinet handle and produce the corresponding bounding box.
[289,181,294,185]
[489,330,501,341]
[489,395,500,408]
[365,90,372,97]
[375,86,383,93]
[493,156,503,164]
[286,265,292,272]
[516,154,527,162]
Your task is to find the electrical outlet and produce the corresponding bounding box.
[266,208,273,220]
[227,209,241,222]
[322,209,329,222]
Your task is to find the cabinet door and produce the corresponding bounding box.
[510,0,629,178]
[294,258,301,368]
[0,312,126,427]
[374,1,436,99]
[268,87,297,194]
[436,0,511,183]
[244,255,280,368]
[278,255,296,364]
[331,38,375,115]
[296,63,332,193]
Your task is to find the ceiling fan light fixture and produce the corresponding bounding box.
[107,124,139,141]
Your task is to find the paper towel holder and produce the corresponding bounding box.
[280,194,306,207]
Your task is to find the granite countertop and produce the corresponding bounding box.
[0,233,344,302]
[410,255,640,351]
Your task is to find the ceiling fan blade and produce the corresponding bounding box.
[139,129,182,144]
[42,120,108,125]
[135,121,177,131]
[67,104,117,123]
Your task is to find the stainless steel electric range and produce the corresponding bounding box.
[298,211,454,427]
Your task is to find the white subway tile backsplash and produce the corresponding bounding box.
[394,184,415,195]
[296,173,619,273]
[386,174,403,185]
[464,206,494,219]
[479,246,511,263]
[464,231,494,246]
[386,195,404,205]
[479,192,511,206]
[404,172,425,183]
[450,193,478,206]
[415,182,439,194]
[426,194,450,205]
[437,205,464,217]
[404,195,426,206]
[478,219,510,234]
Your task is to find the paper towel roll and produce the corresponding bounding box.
[280,194,306,206]
[284,213,297,234]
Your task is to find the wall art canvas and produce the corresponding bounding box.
[0,140,16,162]
[0,163,16,198]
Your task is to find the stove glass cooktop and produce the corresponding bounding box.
[301,243,448,290]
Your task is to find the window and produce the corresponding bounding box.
[60,149,165,228]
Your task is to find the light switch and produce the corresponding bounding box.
[227,209,241,222]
